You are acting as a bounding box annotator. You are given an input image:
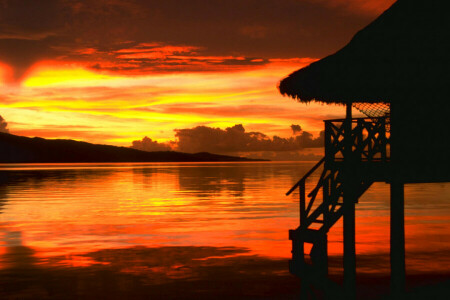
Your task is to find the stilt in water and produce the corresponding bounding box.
[390,181,405,295]
[343,103,357,299]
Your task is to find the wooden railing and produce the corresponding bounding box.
[324,117,390,163]
[287,164,347,232]
[286,158,325,228]
[288,117,389,233]
[286,157,324,196]
[288,117,387,289]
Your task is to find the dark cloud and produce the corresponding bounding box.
[0,38,59,82]
[0,0,63,81]
[0,115,10,133]
[296,130,324,148]
[131,124,323,154]
[290,124,302,135]
[131,136,173,152]
[175,124,323,153]
[0,0,392,81]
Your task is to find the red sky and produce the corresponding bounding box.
[0,0,395,155]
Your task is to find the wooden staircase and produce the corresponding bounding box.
[287,117,390,297]
[287,159,373,276]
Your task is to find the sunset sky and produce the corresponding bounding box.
[0,0,395,156]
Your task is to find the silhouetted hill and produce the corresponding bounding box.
[0,133,264,163]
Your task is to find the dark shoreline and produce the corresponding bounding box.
[0,132,267,163]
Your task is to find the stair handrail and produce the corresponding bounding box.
[286,157,325,196]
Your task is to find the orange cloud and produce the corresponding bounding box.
[115,43,200,59]
[81,41,269,76]
[0,62,14,84]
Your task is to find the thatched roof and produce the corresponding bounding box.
[279,0,449,104]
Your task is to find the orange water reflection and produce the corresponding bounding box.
[0,162,449,298]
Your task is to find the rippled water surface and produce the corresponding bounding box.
[0,162,449,299]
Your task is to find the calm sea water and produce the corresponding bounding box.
[0,162,449,299]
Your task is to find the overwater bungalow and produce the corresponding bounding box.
[279,0,449,298]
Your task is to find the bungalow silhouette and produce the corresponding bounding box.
[279,0,449,298]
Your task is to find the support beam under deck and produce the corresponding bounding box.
[390,181,405,295]
[343,103,356,299]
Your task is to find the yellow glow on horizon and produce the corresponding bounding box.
[147,89,272,107]
[2,59,343,148]
[23,63,119,87]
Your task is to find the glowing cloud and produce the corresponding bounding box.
[0,115,9,133]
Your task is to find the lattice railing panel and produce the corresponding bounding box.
[324,117,390,162]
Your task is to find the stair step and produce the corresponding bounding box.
[289,228,324,243]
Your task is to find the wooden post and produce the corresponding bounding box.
[390,181,405,295]
[380,117,387,161]
[343,103,356,298]
[311,234,328,277]
[298,181,308,300]
[324,121,332,163]
[298,182,306,267]
[389,102,406,295]
[300,181,306,226]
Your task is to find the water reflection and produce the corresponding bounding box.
[177,165,246,198]
[0,162,449,298]
[0,163,308,258]
[0,183,6,213]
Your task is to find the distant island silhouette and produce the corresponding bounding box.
[0,132,265,163]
